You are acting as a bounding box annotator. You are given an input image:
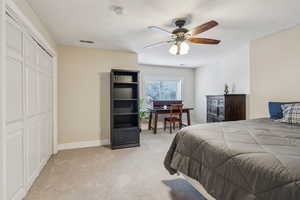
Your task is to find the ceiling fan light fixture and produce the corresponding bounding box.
[169,42,189,55]
[146,20,220,54]
[169,44,178,55]
[180,41,190,55]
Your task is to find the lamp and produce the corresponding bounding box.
[169,41,190,55]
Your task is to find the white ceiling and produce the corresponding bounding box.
[26,0,300,67]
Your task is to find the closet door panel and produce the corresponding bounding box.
[6,18,23,123]
[48,114,53,156]
[38,73,44,113]
[37,47,48,73]
[46,56,52,74]
[7,130,24,200]
[25,67,38,116]
[6,19,25,200]
[24,36,36,67]
[24,36,38,117]
[38,74,50,113]
[40,115,52,163]
[40,114,48,163]
[45,114,51,158]
[46,77,51,111]
[37,45,52,163]
[6,20,22,55]
[6,57,23,122]
[26,117,40,183]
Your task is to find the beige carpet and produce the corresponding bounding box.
[25,129,206,200]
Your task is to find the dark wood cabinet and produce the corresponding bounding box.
[110,69,140,149]
[207,94,246,123]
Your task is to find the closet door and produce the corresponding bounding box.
[6,18,25,200]
[37,47,52,165]
[24,34,40,187]
[5,15,53,200]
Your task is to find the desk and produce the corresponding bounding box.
[147,107,193,134]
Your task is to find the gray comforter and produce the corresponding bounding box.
[164,119,300,200]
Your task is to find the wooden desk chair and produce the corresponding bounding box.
[164,104,183,133]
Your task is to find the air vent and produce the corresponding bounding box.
[80,40,94,44]
[110,5,124,15]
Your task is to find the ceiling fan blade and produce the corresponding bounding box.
[189,38,221,45]
[187,20,218,36]
[143,40,173,49]
[148,26,172,35]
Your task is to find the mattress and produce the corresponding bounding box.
[164,118,300,200]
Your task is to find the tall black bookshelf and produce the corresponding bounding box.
[110,69,140,149]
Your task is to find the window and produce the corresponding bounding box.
[144,80,182,107]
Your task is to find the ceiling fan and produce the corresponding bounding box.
[145,19,221,55]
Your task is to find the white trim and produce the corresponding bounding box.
[52,56,58,154]
[57,140,110,151]
[0,0,7,199]
[10,188,25,200]
[25,157,46,193]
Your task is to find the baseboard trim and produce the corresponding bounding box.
[26,158,47,193]
[58,140,110,151]
[11,187,25,200]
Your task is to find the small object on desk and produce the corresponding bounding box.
[163,105,168,109]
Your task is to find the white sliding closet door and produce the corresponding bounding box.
[36,44,53,166]
[5,15,53,200]
[6,17,25,200]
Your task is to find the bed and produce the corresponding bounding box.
[164,118,300,200]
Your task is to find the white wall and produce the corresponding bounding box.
[140,64,195,108]
[58,45,138,146]
[140,64,195,119]
[194,45,250,123]
[249,24,300,119]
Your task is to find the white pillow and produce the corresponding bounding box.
[280,103,300,124]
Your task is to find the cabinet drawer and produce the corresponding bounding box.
[207,116,216,123]
[112,127,139,147]
[219,106,224,116]
[207,113,224,123]
[218,115,225,122]
[207,114,217,123]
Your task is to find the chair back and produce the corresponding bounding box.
[170,104,183,118]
